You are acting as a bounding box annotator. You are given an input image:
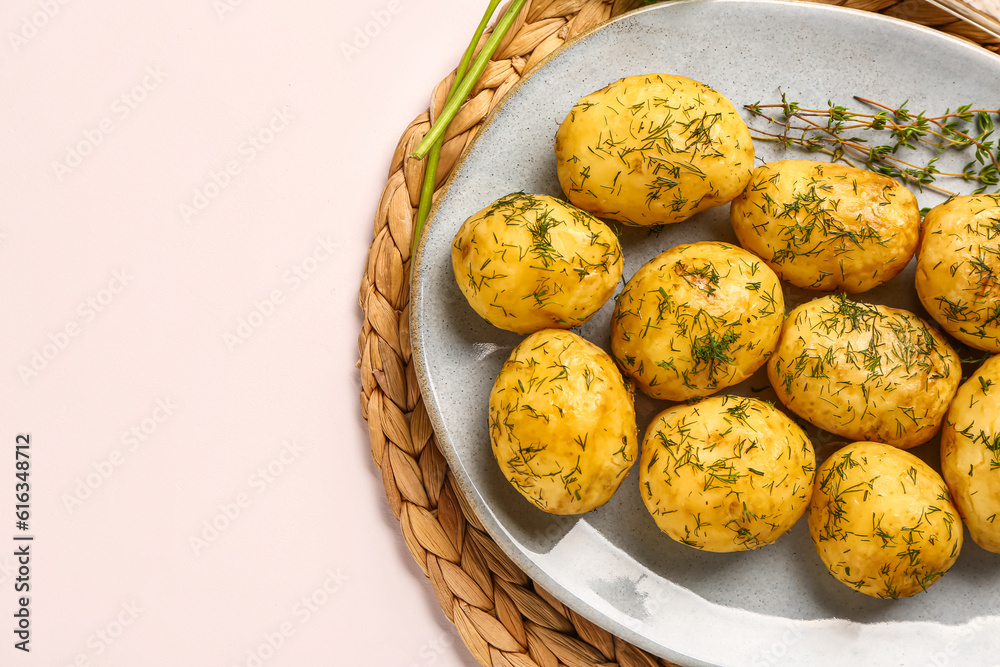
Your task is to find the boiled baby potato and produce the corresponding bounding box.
[730,159,920,293]
[941,353,1000,552]
[452,192,623,334]
[489,329,637,514]
[916,193,1000,351]
[640,395,816,552]
[554,73,753,227]
[768,294,961,449]
[610,241,784,401]
[809,441,963,598]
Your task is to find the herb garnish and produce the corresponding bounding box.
[745,95,1000,196]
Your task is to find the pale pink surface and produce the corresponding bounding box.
[0,1,484,665]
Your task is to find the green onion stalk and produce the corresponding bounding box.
[410,0,528,260]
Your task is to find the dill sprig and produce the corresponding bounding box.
[745,94,1000,196]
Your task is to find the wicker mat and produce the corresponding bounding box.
[357,1,999,665]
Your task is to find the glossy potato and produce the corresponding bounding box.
[640,395,816,552]
[809,441,963,598]
[452,192,623,334]
[489,329,638,514]
[554,73,753,226]
[768,294,961,449]
[941,353,1000,553]
[916,193,1000,351]
[611,242,784,401]
[731,160,920,292]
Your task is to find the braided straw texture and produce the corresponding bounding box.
[358,1,999,665]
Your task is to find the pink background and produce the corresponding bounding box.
[1,1,486,665]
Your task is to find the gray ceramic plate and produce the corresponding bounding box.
[411,1,1000,664]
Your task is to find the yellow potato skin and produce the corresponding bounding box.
[941,354,1000,553]
[489,329,638,515]
[768,294,961,449]
[916,193,1000,351]
[808,441,963,599]
[452,192,623,334]
[640,395,816,552]
[611,242,784,401]
[554,73,753,226]
[730,159,920,293]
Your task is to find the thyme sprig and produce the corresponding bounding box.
[745,94,1000,196]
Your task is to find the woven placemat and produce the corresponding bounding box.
[357,2,999,665]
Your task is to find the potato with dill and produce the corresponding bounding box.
[640,395,816,552]
[915,193,1000,351]
[489,329,637,514]
[768,294,961,449]
[730,159,920,293]
[554,73,754,227]
[610,241,784,401]
[809,441,963,599]
[451,192,623,334]
[940,353,1000,553]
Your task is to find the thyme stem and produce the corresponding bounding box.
[745,96,1000,195]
